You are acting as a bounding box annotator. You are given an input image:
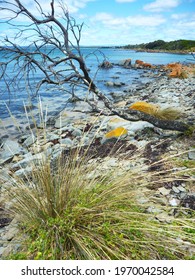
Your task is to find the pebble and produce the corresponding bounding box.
[23,134,36,147]
[59,138,73,147]
[169,198,180,207]
[158,187,170,196]
[177,186,186,192]
[188,150,195,160]
[172,186,180,194]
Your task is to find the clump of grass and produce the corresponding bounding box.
[153,107,183,121]
[5,143,195,260]
[179,70,188,79]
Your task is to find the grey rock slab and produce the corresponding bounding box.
[169,198,180,207]
[55,118,74,129]
[177,186,186,192]
[12,152,45,169]
[0,139,28,165]
[3,139,26,155]
[158,187,171,196]
[59,138,73,147]
[14,166,33,178]
[0,247,5,256]
[72,128,82,137]
[1,226,19,241]
[23,134,36,147]
[188,150,195,160]
[46,133,60,142]
[172,186,180,194]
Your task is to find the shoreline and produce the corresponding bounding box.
[0,62,195,259]
[118,47,193,55]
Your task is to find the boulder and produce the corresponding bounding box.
[118,58,131,67]
[99,60,113,69]
[0,139,27,165]
[165,63,185,78]
[167,63,182,78]
[135,59,153,68]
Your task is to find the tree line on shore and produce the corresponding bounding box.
[122,39,195,52]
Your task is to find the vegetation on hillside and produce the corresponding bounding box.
[123,39,195,52]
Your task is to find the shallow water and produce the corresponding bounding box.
[0,47,193,136]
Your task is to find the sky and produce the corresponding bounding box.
[0,0,195,46]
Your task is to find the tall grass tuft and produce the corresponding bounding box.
[153,107,183,121]
[5,142,195,260]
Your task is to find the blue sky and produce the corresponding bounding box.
[0,0,195,46]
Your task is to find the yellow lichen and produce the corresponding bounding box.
[129,101,182,121]
[129,101,159,115]
[105,127,128,139]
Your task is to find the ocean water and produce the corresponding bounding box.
[0,47,193,122]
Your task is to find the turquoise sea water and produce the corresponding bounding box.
[0,47,193,120]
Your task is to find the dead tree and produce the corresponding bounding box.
[0,0,192,132]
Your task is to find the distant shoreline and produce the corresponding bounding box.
[116,47,193,55]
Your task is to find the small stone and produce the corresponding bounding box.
[72,128,82,137]
[158,187,170,196]
[15,166,33,177]
[1,226,19,242]
[180,192,186,199]
[105,81,114,87]
[169,198,180,207]
[0,247,4,255]
[23,134,36,147]
[59,138,73,147]
[147,206,162,214]
[137,197,149,204]
[177,186,186,192]
[188,150,195,160]
[155,213,172,223]
[107,158,118,167]
[47,133,59,142]
[172,186,180,193]
[55,118,72,129]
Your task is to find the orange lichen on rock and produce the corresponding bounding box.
[135,60,153,68]
[167,63,182,78]
[163,62,195,78]
[105,127,128,139]
[129,101,160,115]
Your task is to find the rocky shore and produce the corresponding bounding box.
[0,60,195,259]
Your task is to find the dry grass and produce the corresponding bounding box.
[153,107,183,121]
[4,139,195,260]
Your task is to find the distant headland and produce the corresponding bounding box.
[118,39,195,54]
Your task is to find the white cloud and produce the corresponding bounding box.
[115,0,136,3]
[0,0,95,19]
[92,12,166,27]
[143,0,180,12]
[171,13,188,20]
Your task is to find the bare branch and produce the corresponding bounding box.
[0,0,192,133]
